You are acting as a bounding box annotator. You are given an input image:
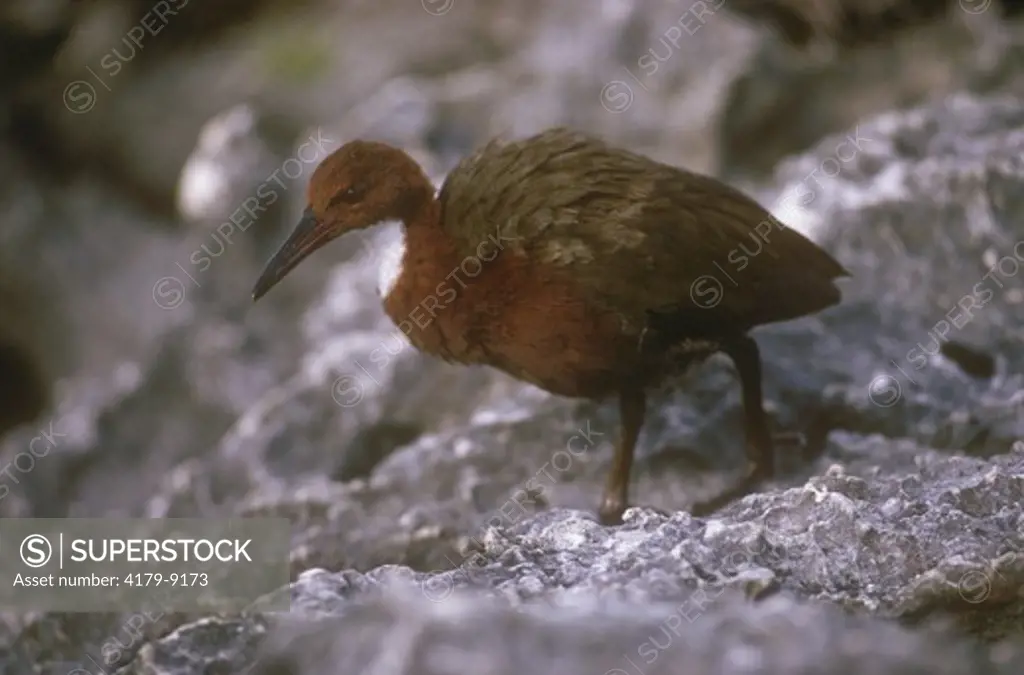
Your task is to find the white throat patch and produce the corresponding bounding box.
[376,222,407,298]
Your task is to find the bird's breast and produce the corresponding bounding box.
[375,222,407,299]
[379,223,480,363]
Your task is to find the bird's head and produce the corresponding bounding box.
[252,139,431,301]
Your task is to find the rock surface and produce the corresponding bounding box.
[1,3,1024,675]
[114,438,1024,674]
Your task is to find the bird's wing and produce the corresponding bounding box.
[440,128,846,338]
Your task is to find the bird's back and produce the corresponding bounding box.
[438,128,657,246]
[437,128,846,337]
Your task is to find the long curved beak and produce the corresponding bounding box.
[252,207,330,301]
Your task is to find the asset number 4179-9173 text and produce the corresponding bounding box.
[123,572,208,586]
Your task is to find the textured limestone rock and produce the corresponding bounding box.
[139,590,1024,675]
[127,439,1024,673]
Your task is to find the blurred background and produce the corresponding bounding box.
[2,0,1024,673]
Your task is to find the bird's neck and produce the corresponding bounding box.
[402,189,449,251]
[378,192,457,300]
[403,189,441,232]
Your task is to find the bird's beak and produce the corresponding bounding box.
[252,207,331,301]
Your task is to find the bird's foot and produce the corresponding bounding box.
[598,497,626,526]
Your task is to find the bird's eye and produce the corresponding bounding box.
[328,184,364,208]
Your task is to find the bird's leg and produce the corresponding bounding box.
[690,335,774,517]
[727,334,775,479]
[598,389,646,525]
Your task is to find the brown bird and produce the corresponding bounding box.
[252,128,847,525]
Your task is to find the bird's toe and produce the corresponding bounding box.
[597,498,627,526]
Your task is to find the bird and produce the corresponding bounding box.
[251,127,847,525]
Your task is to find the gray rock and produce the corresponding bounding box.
[768,91,1024,455]
[719,4,1021,178]
[128,435,1024,673]
[724,0,976,48]
[241,591,1024,675]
